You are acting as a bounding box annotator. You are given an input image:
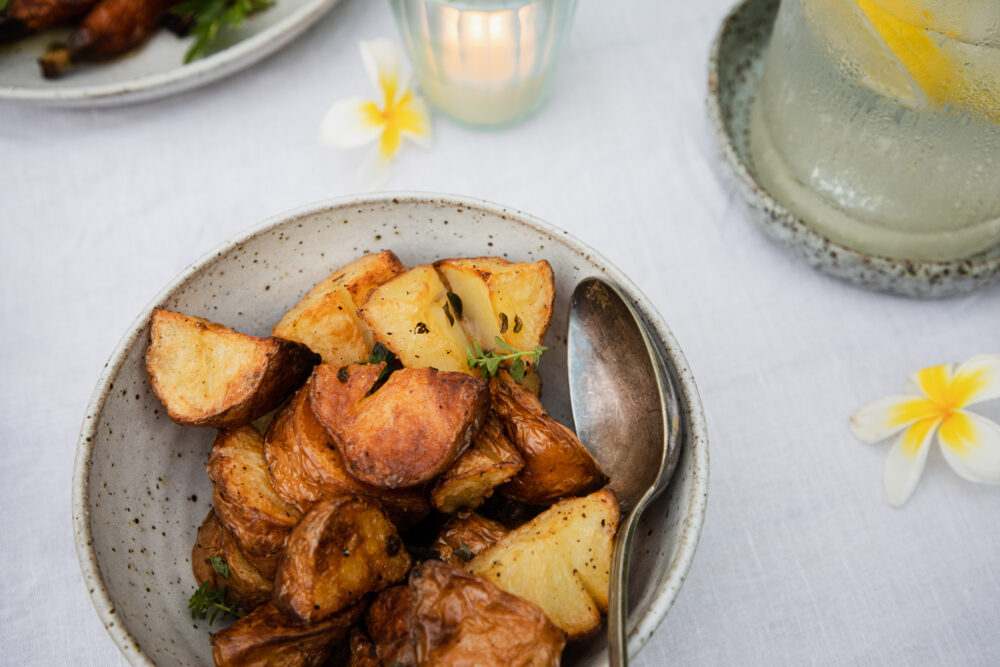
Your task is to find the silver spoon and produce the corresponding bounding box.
[567,277,683,666]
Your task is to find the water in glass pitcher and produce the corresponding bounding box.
[749,0,1000,261]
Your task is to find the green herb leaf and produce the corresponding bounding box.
[172,0,273,63]
[362,342,403,391]
[0,0,11,13]
[209,556,230,579]
[465,339,547,382]
[509,357,526,383]
[453,542,474,562]
[187,581,244,624]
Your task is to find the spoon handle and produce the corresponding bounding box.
[608,490,655,667]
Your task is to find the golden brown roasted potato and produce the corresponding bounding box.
[146,308,319,429]
[272,251,407,366]
[191,511,272,612]
[210,601,362,667]
[366,586,417,667]
[310,363,489,489]
[208,426,302,579]
[430,414,524,513]
[274,496,411,623]
[358,265,474,373]
[264,384,430,526]
[348,627,381,667]
[491,372,607,504]
[409,560,565,666]
[466,489,620,640]
[432,512,508,568]
[435,257,554,362]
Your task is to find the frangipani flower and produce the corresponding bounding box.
[851,355,1000,507]
[319,39,431,190]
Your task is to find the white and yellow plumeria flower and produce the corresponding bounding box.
[851,355,1000,507]
[319,39,432,191]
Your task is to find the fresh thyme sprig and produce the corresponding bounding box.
[172,0,274,64]
[466,337,547,383]
[187,556,245,624]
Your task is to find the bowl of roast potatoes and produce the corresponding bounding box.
[73,193,709,666]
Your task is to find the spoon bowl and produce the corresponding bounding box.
[568,277,683,665]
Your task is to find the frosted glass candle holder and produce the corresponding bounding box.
[389,0,578,128]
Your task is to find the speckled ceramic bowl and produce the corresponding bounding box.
[708,0,1000,298]
[73,193,709,666]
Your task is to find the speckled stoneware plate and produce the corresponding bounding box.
[0,0,343,107]
[72,193,709,666]
[707,0,1000,298]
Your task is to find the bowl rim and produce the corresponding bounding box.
[72,191,709,665]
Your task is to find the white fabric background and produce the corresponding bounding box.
[2,0,999,664]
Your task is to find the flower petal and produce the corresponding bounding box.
[906,363,954,405]
[319,96,384,149]
[884,417,939,507]
[360,38,411,107]
[850,394,939,443]
[938,410,1000,484]
[395,93,432,149]
[355,146,393,192]
[950,355,1000,407]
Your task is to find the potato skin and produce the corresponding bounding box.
[208,426,302,579]
[274,496,411,623]
[210,602,361,667]
[432,512,508,568]
[492,372,607,504]
[365,586,417,667]
[408,560,565,667]
[146,308,320,429]
[191,511,272,612]
[264,384,430,527]
[310,364,489,489]
[348,627,381,667]
[431,413,524,513]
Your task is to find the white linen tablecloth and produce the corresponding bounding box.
[2,0,999,664]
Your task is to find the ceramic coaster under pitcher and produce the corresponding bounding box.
[708,0,1000,297]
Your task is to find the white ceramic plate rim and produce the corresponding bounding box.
[0,0,341,106]
[72,191,709,665]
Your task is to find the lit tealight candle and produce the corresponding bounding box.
[391,0,577,128]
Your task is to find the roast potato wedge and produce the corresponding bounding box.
[264,383,430,526]
[435,257,554,363]
[208,426,302,579]
[272,251,406,366]
[146,308,319,429]
[430,413,524,513]
[365,585,417,666]
[210,601,362,667]
[431,512,508,568]
[409,560,565,666]
[191,510,272,612]
[358,265,474,373]
[274,496,411,623]
[491,372,607,504]
[348,627,381,667]
[310,363,489,489]
[466,489,620,640]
